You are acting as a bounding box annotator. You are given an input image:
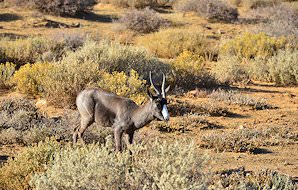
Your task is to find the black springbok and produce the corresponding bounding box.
[73,72,170,151]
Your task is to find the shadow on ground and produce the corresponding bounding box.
[75,11,117,22]
[0,13,22,22]
[0,155,9,165]
[252,148,273,154]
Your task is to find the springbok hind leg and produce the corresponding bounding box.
[73,117,94,144]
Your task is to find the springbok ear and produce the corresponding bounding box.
[147,87,153,100]
[165,85,170,93]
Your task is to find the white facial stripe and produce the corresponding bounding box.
[161,105,169,120]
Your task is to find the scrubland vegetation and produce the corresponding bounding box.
[0,0,298,189]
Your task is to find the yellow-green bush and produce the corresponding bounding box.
[0,62,15,89]
[0,37,49,66]
[30,139,208,190]
[11,62,54,95]
[220,32,288,59]
[0,34,86,66]
[98,70,147,104]
[41,61,101,107]
[266,49,298,85]
[212,56,250,84]
[170,50,217,89]
[136,29,213,58]
[0,139,61,190]
[60,40,170,77]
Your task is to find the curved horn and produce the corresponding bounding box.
[161,72,166,98]
[149,71,160,94]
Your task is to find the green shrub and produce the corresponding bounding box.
[61,40,170,76]
[10,40,170,107]
[0,62,15,89]
[249,49,298,86]
[170,50,217,89]
[30,139,208,190]
[220,32,288,59]
[267,49,298,85]
[42,61,100,107]
[0,139,61,190]
[136,29,212,58]
[0,37,49,67]
[212,56,250,84]
[0,35,86,66]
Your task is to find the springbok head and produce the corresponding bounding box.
[147,71,170,121]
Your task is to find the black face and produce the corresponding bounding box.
[151,96,169,121]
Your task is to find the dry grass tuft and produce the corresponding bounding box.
[208,89,275,110]
[201,126,297,153]
[210,167,297,189]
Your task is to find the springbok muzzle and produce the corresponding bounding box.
[161,105,169,121]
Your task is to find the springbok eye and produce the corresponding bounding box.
[156,101,162,109]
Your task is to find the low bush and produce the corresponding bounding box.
[41,31,87,62]
[11,62,54,95]
[11,64,148,107]
[208,89,275,110]
[170,50,217,89]
[211,167,297,189]
[0,34,86,66]
[98,70,147,105]
[0,37,49,67]
[174,0,238,23]
[201,126,297,153]
[266,49,298,86]
[0,98,69,145]
[102,0,175,8]
[220,32,288,59]
[30,139,208,189]
[10,40,168,107]
[13,0,96,16]
[61,40,170,77]
[249,49,298,86]
[212,56,250,85]
[136,29,212,58]
[168,98,231,117]
[41,61,100,107]
[0,98,42,131]
[0,139,61,190]
[152,115,222,133]
[253,5,298,37]
[0,62,15,89]
[116,8,170,33]
[242,0,280,9]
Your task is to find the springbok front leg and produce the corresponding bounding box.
[114,126,124,152]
